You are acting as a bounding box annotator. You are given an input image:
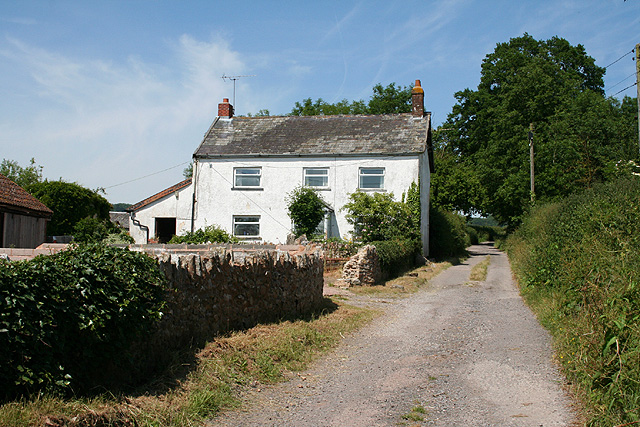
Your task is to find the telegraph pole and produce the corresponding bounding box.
[529,123,535,203]
[636,43,640,155]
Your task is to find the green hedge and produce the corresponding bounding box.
[429,207,469,259]
[468,225,506,244]
[371,238,420,279]
[168,224,237,244]
[506,177,640,426]
[0,244,166,399]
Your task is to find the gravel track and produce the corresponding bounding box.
[208,243,578,426]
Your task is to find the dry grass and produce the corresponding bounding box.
[0,300,378,427]
[350,261,452,297]
[469,255,491,282]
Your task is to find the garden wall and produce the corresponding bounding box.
[128,243,324,351]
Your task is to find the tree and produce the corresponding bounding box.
[27,181,112,235]
[183,163,193,179]
[246,109,271,117]
[111,203,132,212]
[430,128,486,216]
[290,82,411,116]
[442,34,637,227]
[285,186,326,238]
[366,82,412,114]
[0,158,43,188]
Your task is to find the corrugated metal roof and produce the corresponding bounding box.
[0,174,53,216]
[194,113,431,158]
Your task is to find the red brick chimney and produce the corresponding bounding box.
[218,98,234,118]
[411,80,425,117]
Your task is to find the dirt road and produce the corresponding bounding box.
[208,243,578,426]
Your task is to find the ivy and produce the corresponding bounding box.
[0,244,166,399]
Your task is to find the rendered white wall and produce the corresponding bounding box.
[129,154,430,255]
[192,155,424,245]
[129,184,193,244]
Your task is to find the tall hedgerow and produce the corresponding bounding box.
[506,177,640,426]
[0,244,166,399]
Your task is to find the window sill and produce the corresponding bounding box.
[235,236,262,240]
[308,187,331,191]
[357,188,386,192]
[232,187,264,191]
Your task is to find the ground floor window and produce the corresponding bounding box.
[233,215,260,237]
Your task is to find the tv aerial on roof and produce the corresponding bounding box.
[221,74,256,111]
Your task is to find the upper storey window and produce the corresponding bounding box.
[359,167,384,190]
[304,168,329,188]
[234,167,261,188]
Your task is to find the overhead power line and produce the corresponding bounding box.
[104,161,189,189]
[604,49,634,69]
[611,82,637,97]
[607,72,637,91]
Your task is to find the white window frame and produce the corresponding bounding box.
[233,215,261,238]
[304,167,329,188]
[234,167,262,188]
[358,167,385,190]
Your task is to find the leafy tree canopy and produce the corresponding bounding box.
[439,33,636,227]
[27,181,112,235]
[1,158,43,188]
[290,82,412,116]
[111,202,132,212]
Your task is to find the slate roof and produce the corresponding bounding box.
[109,211,130,229]
[0,174,53,217]
[127,178,192,212]
[194,113,431,158]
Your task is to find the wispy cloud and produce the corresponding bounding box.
[320,2,363,45]
[0,34,247,202]
[0,17,36,25]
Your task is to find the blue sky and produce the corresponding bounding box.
[1,0,638,204]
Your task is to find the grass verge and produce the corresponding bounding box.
[0,299,378,427]
[469,255,491,282]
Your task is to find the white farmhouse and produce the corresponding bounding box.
[128,80,434,255]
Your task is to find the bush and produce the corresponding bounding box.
[506,177,640,426]
[429,207,469,259]
[72,217,111,243]
[343,191,419,243]
[286,186,326,238]
[168,225,237,244]
[73,217,135,244]
[0,244,166,399]
[466,225,479,245]
[320,238,361,259]
[371,238,420,279]
[468,224,507,243]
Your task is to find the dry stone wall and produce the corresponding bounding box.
[336,244,382,287]
[128,244,324,352]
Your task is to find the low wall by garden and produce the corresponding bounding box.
[128,243,325,351]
